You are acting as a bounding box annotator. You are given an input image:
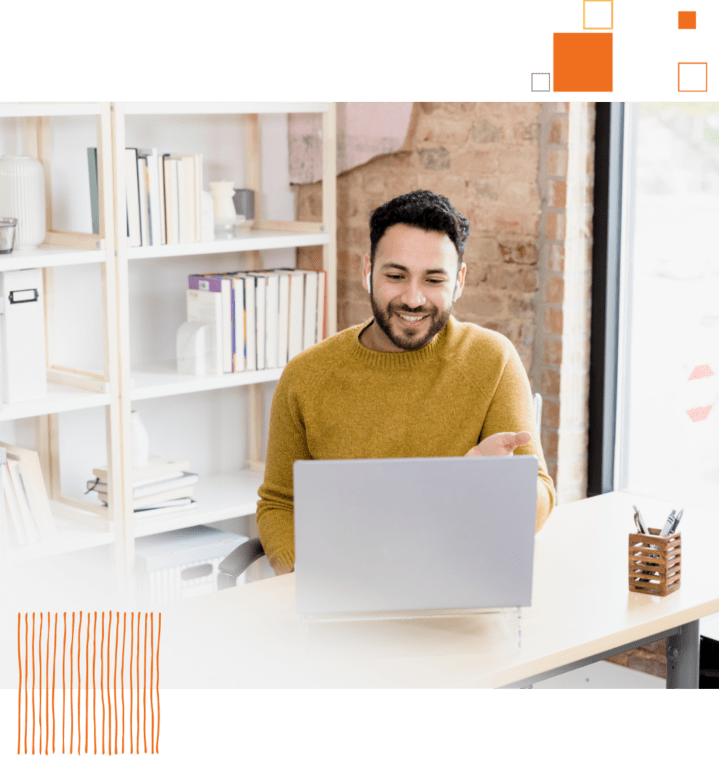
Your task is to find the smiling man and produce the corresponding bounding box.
[256,190,556,575]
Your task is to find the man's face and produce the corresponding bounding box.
[362,223,466,352]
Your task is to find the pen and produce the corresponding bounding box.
[669,508,684,535]
[660,509,677,538]
[633,506,648,534]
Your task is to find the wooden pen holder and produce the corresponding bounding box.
[628,528,682,596]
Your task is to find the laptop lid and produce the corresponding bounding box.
[293,455,538,616]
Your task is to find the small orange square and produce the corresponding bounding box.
[678,11,696,29]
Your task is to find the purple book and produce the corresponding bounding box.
[189,274,223,292]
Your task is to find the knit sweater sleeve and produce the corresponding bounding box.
[255,364,311,570]
[480,338,556,533]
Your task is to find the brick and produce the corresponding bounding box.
[518,345,533,373]
[472,120,503,143]
[544,338,563,365]
[544,275,565,303]
[549,148,568,176]
[472,179,499,200]
[418,147,451,170]
[550,116,569,145]
[546,211,566,241]
[362,173,386,194]
[500,179,541,209]
[498,240,539,265]
[549,179,567,208]
[496,145,540,177]
[460,287,505,316]
[417,173,467,202]
[548,244,565,271]
[462,263,489,287]
[482,319,514,339]
[513,122,540,142]
[416,120,471,149]
[543,429,559,458]
[545,306,564,335]
[452,147,499,175]
[466,236,502,263]
[520,321,535,346]
[509,294,535,320]
[542,399,560,429]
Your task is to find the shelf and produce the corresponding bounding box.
[0,103,103,118]
[0,243,107,271]
[130,361,283,401]
[133,470,263,537]
[127,229,330,260]
[0,381,111,421]
[122,102,331,116]
[4,505,115,563]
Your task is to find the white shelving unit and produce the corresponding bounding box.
[0,103,124,575]
[0,101,337,600]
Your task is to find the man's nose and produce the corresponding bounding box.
[401,283,427,308]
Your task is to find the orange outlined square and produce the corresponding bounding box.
[582,0,614,31]
[678,11,696,29]
[554,33,613,92]
[677,61,709,93]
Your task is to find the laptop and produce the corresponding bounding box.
[293,455,538,617]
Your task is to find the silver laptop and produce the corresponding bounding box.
[293,455,538,617]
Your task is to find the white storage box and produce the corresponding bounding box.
[134,525,248,607]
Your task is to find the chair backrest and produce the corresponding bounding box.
[533,392,542,432]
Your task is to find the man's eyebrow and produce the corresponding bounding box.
[380,262,450,276]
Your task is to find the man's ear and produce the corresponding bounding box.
[362,253,372,293]
[454,264,467,301]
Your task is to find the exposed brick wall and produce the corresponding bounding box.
[294,101,665,680]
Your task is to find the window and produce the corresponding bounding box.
[594,103,719,507]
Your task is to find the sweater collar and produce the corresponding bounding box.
[348,315,453,370]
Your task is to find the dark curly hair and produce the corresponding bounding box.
[369,190,470,271]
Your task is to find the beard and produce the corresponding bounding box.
[370,296,454,352]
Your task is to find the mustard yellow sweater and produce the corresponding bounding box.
[256,315,556,572]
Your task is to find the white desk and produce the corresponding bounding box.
[159,491,719,688]
[0,493,719,690]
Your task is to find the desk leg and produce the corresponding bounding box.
[666,620,700,689]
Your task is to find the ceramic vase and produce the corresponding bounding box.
[0,156,46,249]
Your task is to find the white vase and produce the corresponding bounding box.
[0,156,46,249]
[131,410,150,467]
[209,180,237,223]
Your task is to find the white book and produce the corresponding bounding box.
[194,153,203,243]
[247,273,266,370]
[276,271,290,366]
[175,159,188,243]
[163,157,180,245]
[7,459,40,544]
[137,156,150,247]
[1,462,26,546]
[244,274,257,372]
[92,456,190,483]
[88,471,197,498]
[138,148,162,246]
[316,270,326,343]
[134,499,198,516]
[300,270,319,350]
[157,153,167,245]
[274,269,304,361]
[250,270,280,368]
[186,289,223,375]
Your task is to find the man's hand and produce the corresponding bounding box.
[269,557,294,576]
[465,431,532,458]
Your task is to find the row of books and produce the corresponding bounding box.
[88,456,198,519]
[0,443,57,547]
[188,268,327,374]
[88,147,204,247]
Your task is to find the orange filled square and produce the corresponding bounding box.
[678,11,696,29]
[554,33,613,92]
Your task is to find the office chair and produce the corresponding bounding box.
[217,392,544,590]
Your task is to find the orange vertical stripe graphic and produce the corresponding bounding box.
[32,613,35,755]
[16,611,162,755]
[17,613,22,755]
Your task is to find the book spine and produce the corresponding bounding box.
[87,148,100,235]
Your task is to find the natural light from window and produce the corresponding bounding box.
[617,103,719,510]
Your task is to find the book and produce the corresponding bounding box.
[98,485,195,511]
[300,269,319,350]
[134,498,198,516]
[264,271,280,368]
[125,148,141,247]
[157,153,167,245]
[91,456,190,483]
[163,156,180,245]
[137,155,150,246]
[7,459,40,544]
[248,273,266,370]
[195,274,233,373]
[169,154,196,243]
[243,273,257,371]
[138,148,162,247]
[229,274,246,372]
[194,153,203,244]
[186,288,223,375]
[87,147,99,235]
[87,471,197,498]
[277,269,304,361]
[0,441,57,540]
[1,462,27,546]
[276,271,290,366]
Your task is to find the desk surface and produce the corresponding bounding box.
[159,491,719,688]
[153,493,719,689]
